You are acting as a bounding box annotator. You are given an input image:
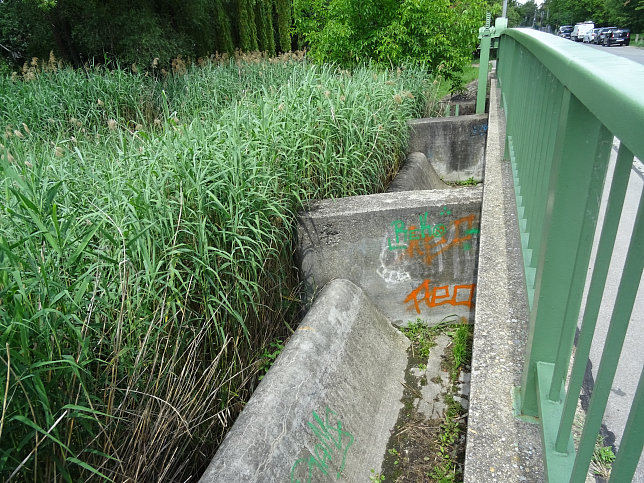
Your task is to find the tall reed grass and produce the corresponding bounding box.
[0,55,435,480]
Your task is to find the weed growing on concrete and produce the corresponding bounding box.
[591,436,616,478]
[369,468,386,481]
[430,393,465,481]
[381,318,470,481]
[401,319,439,358]
[449,324,473,380]
[447,177,479,186]
[571,399,616,480]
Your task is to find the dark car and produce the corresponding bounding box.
[595,27,617,44]
[603,28,630,46]
[557,26,574,39]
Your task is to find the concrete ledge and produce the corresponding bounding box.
[407,114,488,183]
[464,76,545,482]
[387,152,451,192]
[297,189,482,326]
[200,279,409,482]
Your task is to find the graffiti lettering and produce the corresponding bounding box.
[290,407,354,483]
[404,280,476,314]
[387,212,447,250]
[471,124,488,136]
[404,214,478,266]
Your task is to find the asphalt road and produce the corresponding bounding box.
[583,42,644,65]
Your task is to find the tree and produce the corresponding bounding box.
[517,0,538,26]
[543,0,611,29]
[504,0,524,27]
[605,0,644,31]
[294,0,487,80]
[0,0,293,70]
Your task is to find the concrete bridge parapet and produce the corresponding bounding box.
[463,75,545,482]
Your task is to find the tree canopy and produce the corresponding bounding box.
[0,0,292,69]
[293,0,488,80]
[504,0,643,32]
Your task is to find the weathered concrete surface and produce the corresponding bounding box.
[200,279,410,483]
[437,78,483,117]
[298,188,482,326]
[413,334,451,419]
[439,100,477,116]
[387,152,451,192]
[407,114,488,183]
[464,76,545,482]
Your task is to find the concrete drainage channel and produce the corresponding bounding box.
[200,109,488,482]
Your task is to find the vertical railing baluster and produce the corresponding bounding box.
[554,144,634,452]
[524,63,547,246]
[519,93,603,416]
[533,77,562,265]
[547,125,613,403]
[570,192,644,482]
[609,366,644,482]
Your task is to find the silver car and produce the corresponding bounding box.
[583,28,600,43]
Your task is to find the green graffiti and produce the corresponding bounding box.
[387,213,446,250]
[290,407,355,482]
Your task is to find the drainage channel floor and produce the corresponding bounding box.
[377,322,472,482]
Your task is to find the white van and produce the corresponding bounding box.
[572,21,594,42]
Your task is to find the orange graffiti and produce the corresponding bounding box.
[403,279,476,314]
[402,214,477,266]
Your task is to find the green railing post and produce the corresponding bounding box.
[554,143,634,453]
[476,13,492,114]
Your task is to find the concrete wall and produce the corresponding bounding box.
[387,152,450,192]
[298,188,482,326]
[199,279,409,483]
[407,114,488,183]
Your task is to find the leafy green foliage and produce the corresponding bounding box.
[401,320,439,359]
[258,340,285,380]
[294,0,487,82]
[429,394,463,481]
[591,435,616,478]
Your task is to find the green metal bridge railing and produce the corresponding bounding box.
[495,28,644,482]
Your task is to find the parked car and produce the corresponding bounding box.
[557,26,574,39]
[572,21,594,42]
[603,28,630,46]
[583,28,600,43]
[595,27,617,44]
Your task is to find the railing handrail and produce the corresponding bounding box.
[496,27,644,482]
[501,28,644,160]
